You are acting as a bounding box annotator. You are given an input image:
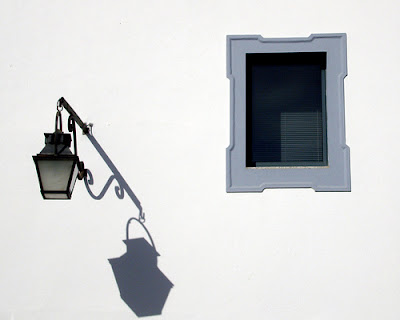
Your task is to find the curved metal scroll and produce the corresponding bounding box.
[84,170,124,200]
[68,115,78,156]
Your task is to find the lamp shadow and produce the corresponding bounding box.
[109,218,174,317]
[83,134,173,317]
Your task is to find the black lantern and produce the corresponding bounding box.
[33,98,88,199]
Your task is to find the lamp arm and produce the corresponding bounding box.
[58,97,90,134]
[57,97,143,220]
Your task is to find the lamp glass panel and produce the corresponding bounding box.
[69,163,79,194]
[37,159,74,191]
[43,193,69,199]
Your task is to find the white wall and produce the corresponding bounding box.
[1,0,400,319]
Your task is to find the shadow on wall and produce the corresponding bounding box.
[109,218,174,317]
[83,134,174,317]
[84,133,145,220]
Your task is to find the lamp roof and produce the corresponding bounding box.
[37,131,74,156]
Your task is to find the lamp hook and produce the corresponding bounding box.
[57,99,63,112]
[55,110,63,132]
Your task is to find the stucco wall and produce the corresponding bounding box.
[1,0,400,319]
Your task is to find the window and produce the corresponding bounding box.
[226,34,350,192]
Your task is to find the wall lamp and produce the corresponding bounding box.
[33,97,90,199]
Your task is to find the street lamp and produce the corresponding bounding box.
[33,97,89,199]
[32,102,172,313]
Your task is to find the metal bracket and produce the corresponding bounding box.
[58,97,91,134]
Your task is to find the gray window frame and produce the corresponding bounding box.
[226,34,351,192]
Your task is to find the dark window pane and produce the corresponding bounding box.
[246,52,327,167]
